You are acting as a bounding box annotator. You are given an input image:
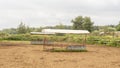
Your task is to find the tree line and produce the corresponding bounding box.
[0,15,120,34]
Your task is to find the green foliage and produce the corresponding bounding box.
[0,32,9,41]
[98,39,109,45]
[71,16,94,32]
[3,34,31,41]
[107,39,120,47]
[0,37,3,41]
[50,35,67,42]
[31,35,44,41]
[91,30,100,36]
[83,17,94,32]
[51,48,87,52]
[17,22,27,34]
[0,33,120,47]
[72,16,84,30]
[2,28,17,34]
[54,23,66,29]
[0,32,9,37]
[116,22,120,31]
[16,22,36,34]
[87,36,100,44]
[1,16,120,48]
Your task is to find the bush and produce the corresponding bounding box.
[107,39,120,47]
[86,36,100,44]
[4,34,31,41]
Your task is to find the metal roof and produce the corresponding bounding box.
[30,32,55,35]
[42,29,90,34]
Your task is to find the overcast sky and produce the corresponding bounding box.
[0,0,120,29]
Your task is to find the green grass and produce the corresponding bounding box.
[50,48,88,52]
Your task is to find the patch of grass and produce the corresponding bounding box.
[50,48,88,52]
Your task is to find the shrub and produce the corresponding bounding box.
[86,36,100,44]
[4,34,31,41]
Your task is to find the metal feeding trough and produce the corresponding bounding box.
[31,41,53,45]
[66,45,86,50]
[31,41,44,45]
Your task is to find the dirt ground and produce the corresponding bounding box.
[0,44,120,68]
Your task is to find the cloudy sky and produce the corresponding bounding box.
[0,0,120,29]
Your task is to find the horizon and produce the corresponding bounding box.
[0,22,118,30]
[0,0,120,29]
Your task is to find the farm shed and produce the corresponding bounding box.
[31,29,90,51]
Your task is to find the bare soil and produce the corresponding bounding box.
[0,44,120,68]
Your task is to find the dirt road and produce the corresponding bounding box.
[0,45,119,68]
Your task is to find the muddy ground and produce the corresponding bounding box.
[0,44,120,68]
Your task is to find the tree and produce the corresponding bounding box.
[93,26,100,31]
[55,23,65,29]
[107,27,116,32]
[26,26,32,33]
[71,16,94,32]
[36,27,42,32]
[2,28,17,34]
[83,17,94,32]
[54,23,72,29]
[17,22,27,34]
[71,16,84,30]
